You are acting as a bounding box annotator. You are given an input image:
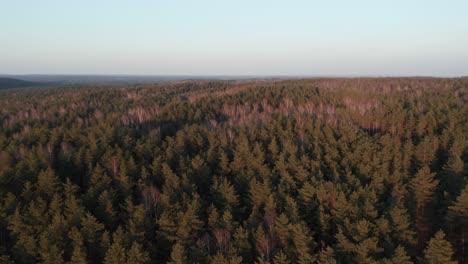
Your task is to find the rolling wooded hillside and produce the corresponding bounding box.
[0,78,43,89]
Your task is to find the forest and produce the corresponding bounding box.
[0,78,466,263]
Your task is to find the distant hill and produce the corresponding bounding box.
[0,77,44,89]
[0,75,297,86]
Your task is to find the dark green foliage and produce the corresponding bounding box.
[0,78,466,263]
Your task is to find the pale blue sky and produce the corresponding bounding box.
[1,0,467,76]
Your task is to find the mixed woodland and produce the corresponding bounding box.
[0,78,466,263]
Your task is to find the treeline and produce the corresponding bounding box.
[0,78,466,263]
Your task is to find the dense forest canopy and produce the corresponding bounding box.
[0,78,466,263]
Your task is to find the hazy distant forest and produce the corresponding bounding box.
[0,78,466,264]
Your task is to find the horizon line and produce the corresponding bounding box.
[1,73,466,78]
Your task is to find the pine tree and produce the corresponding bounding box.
[117,161,131,197]
[411,166,438,209]
[442,145,465,200]
[103,228,126,264]
[317,246,336,264]
[290,223,315,263]
[274,214,290,249]
[36,168,60,198]
[8,208,38,263]
[127,242,150,264]
[410,166,438,249]
[210,253,243,264]
[390,246,412,264]
[38,232,65,264]
[218,150,231,175]
[80,213,104,261]
[233,226,252,263]
[68,227,87,264]
[273,250,291,264]
[424,230,456,264]
[414,136,436,167]
[103,243,126,264]
[0,255,14,264]
[335,219,382,263]
[125,199,147,243]
[168,243,187,264]
[96,190,117,228]
[63,178,84,226]
[255,226,275,261]
[175,197,203,245]
[388,207,416,247]
[447,186,468,263]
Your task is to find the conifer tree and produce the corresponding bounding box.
[103,228,127,264]
[273,250,291,264]
[127,242,150,264]
[38,232,64,264]
[442,145,465,199]
[68,227,87,264]
[447,186,468,263]
[0,255,14,264]
[414,137,436,168]
[388,207,416,247]
[36,168,60,198]
[317,246,336,264]
[168,243,187,264]
[424,230,456,264]
[410,166,438,248]
[290,223,315,263]
[390,246,412,264]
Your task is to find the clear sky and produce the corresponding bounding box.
[1,0,467,76]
